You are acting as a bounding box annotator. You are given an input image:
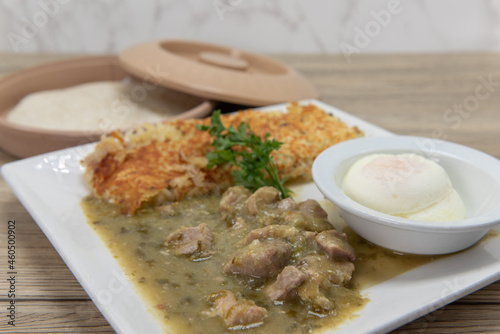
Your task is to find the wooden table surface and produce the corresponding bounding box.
[1,53,500,333]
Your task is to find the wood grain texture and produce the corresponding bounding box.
[1,52,499,333]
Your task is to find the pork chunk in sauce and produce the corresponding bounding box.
[220,186,251,224]
[241,225,301,245]
[166,223,213,258]
[246,187,281,215]
[224,239,292,278]
[315,230,356,262]
[266,265,308,301]
[208,290,267,329]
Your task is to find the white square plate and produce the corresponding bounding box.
[2,100,500,333]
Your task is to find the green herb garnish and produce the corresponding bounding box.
[197,110,291,198]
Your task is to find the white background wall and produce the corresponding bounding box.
[0,0,499,56]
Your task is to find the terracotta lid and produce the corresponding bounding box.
[119,40,319,106]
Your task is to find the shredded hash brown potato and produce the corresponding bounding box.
[82,103,363,215]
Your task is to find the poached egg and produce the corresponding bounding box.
[342,153,465,222]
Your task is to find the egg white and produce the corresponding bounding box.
[342,153,454,215]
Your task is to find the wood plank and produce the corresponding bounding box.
[0,300,113,333]
[396,304,500,333]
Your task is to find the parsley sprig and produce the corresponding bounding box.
[197,110,291,198]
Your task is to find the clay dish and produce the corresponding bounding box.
[0,56,213,158]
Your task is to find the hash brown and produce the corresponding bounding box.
[82,103,362,215]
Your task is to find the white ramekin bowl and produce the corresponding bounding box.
[312,136,500,255]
